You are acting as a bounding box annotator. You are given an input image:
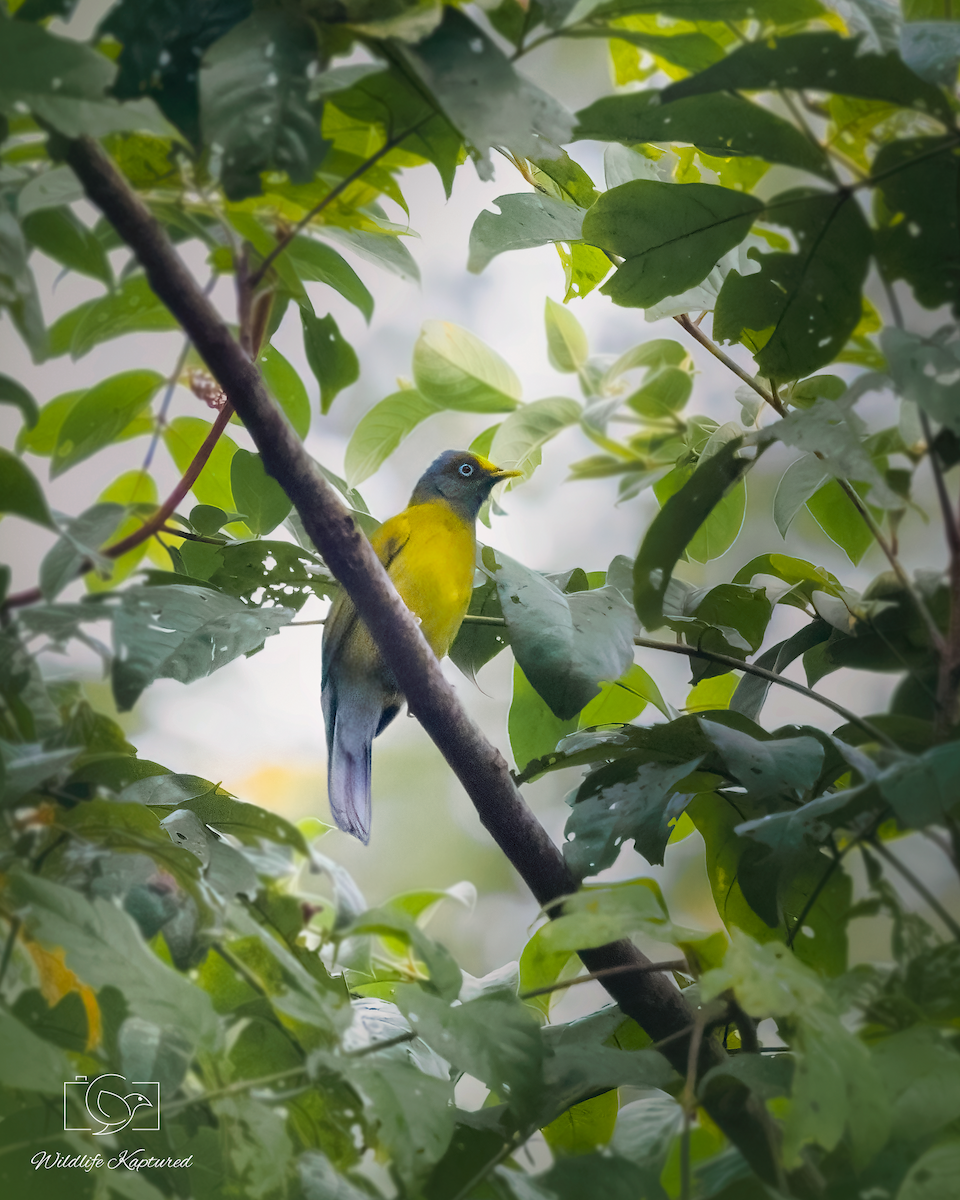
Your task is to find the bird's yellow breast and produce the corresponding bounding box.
[371,499,476,660]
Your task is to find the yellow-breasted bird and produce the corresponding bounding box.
[321,450,521,843]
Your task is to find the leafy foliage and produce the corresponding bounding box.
[2,2,960,1198]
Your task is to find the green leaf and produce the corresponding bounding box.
[662,30,951,123]
[773,454,829,538]
[884,328,960,435]
[807,478,878,566]
[40,502,125,601]
[699,719,825,800]
[544,297,589,373]
[414,320,521,412]
[344,390,440,487]
[874,137,960,315]
[158,788,308,855]
[67,274,180,359]
[467,192,585,274]
[286,236,374,323]
[0,372,38,428]
[105,584,295,710]
[321,225,421,284]
[300,309,359,414]
[164,416,239,513]
[16,164,85,219]
[897,1142,960,1200]
[526,1154,655,1200]
[200,11,327,201]
[22,207,112,285]
[396,8,572,182]
[635,438,751,630]
[714,190,872,381]
[449,577,509,682]
[0,210,46,362]
[0,448,54,528]
[0,741,82,808]
[230,449,292,536]
[539,878,671,951]
[542,1091,619,1156]
[509,662,579,773]
[485,548,637,720]
[51,369,161,478]
[258,344,311,439]
[579,662,664,727]
[564,756,704,880]
[559,240,613,301]
[396,987,545,1123]
[611,1094,684,1176]
[489,396,581,481]
[729,622,831,722]
[575,91,831,178]
[0,1007,71,1093]
[0,11,172,138]
[10,872,218,1045]
[582,180,762,310]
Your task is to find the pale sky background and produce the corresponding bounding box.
[1,14,957,994]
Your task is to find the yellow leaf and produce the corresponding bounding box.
[25,940,102,1051]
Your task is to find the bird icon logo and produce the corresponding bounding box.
[63,1074,161,1134]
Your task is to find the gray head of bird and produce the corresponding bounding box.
[409,451,522,521]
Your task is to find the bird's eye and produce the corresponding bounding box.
[459,463,474,477]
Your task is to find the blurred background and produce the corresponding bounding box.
[2,15,957,1023]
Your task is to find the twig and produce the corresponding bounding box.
[633,635,899,749]
[159,525,227,545]
[164,1066,307,1116]
[673,314,785,416]
[520,959,688,1000]
[869,837,960,941]
[143,334,193,471]
[0,917,21,992]
[343,1030,417,1058]
[449,1129,527,1200]
[249,122,427,288]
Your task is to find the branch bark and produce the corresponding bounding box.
[62,135,780,1184]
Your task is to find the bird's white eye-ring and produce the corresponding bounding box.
[459,463,474,477]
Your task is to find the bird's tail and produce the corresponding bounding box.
[322,678,382,845]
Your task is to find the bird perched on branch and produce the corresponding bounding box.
[322,450,521,844]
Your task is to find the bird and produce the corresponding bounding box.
[321,450,521,844]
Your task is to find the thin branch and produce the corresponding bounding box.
[520,959,687,1000]
[343,1030,417,1058]
[159,525,227,545]
[673,314,785,416]
[249,122,427,288]
[0,917,21,992]
[164,1066,307,1117]
[869,837,960,941]
[633,636,899,749]
[2,403,235,612]
[59,133,782,1188]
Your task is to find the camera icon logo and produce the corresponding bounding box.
[63,1074,161,1135]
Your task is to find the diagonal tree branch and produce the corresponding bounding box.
[61,134,780,1184]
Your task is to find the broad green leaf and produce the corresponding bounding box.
[611,1094,683,1175]
[582,180,762,309]
[344,390,440,487]
[0,1007,71,1093]
[662,30,951,122]
[321,225,421,283]
[258,344,311,439]
[884,328,960,435]
[300,309,359,413]
[578,662,663,727]
[230,449,292,536]
[88,469,159,593]
[484,548,637,720]
[558,240,612,301]
[155,788,308,854]
[509,663,579,773]
[636,439,751,629]
[773,454,830,538]
[52,369,161,478]
[22,207,112,285]
[448,577,509,682]
[714,190,872,382]
[545,297,589,373]
[806,479,878,565]
[604,337,690,385]
[396,8,572,182]
[344,907,462,1000]
[729,622,831,722]
[40,502,125,601]
[0,210,46,362]
[164,416,239,513]
[105,584,295,710]
[16,164,84,219]
[489,397,581,481]
[285,236,374,322]
[0,448,54,528]
[538,878,671,951]
[627,366,693,419]
[876,742,960,829]
[0,11,172,137]
[467,193,585,274]
[529,147,600,208]
[575,91,831,178]
[564,757,703,880]
[542,1091,619,1155]
[897,1143,960,1200]
[698,720,825,800]
[557,0,822,27]
[873,1027,960,1145]
[10,872,217,1045]
[200,11,327,201]
[396,987,545,1123]
[67,274,180,359]
[901,21,960,84]
[0,742,82,808]
[569,26,726,74]
[0,372,38,428]
[414,320,521,413]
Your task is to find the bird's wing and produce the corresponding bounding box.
[320,514,411,688]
